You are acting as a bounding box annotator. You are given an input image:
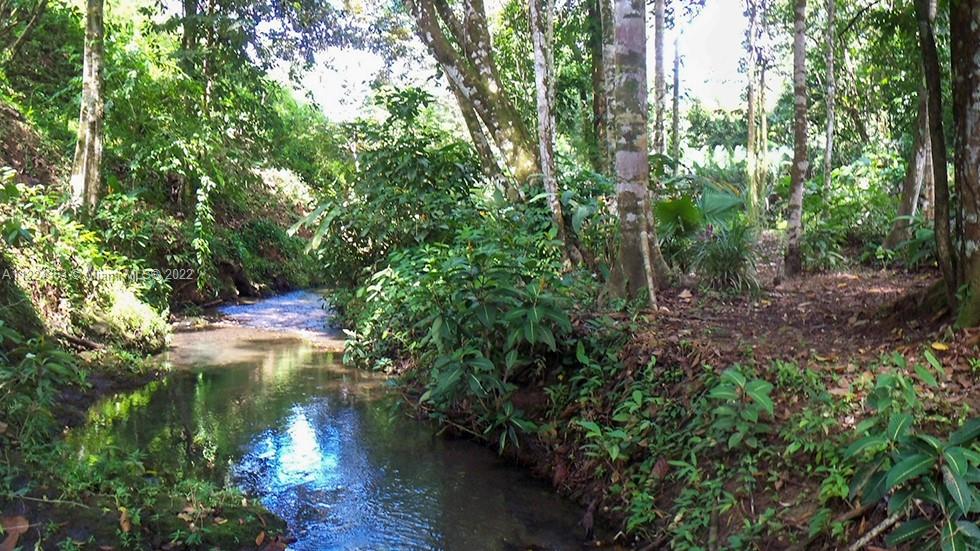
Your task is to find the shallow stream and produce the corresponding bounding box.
[70,291,587,550]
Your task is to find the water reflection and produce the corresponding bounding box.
[70,325,587,550]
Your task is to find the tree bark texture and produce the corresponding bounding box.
[784,0,809,277]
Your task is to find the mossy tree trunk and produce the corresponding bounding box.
[609,0,668,305]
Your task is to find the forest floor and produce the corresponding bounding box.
[495,236,980,549]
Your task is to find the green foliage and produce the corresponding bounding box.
[342,209,570,450]
[0,323,82,445]
[708,367,774,449]
[686,101,749,151]
[293,88,483,286]
[845,354,980,550]
[0,181,170,351]
[214,219,320,292]
[693,222,760,294]
[785,150,902,271]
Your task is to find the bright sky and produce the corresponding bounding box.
[275,1,760,121]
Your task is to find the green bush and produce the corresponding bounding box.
[292,88,483,286]
[844,353,980,550]
[783,150,902,271]
[0,180,170,351]
[693,222,760,294]
[342,206,571,450]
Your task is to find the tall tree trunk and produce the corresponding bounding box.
[611,0,663,305]
[883,86,930,250]
[653,0,666,156]
[823,0,836,192]
[599,0,616,172]
[784,0,808,277]
[530,0,568,251]
[405,0,539,186]
[950,0,980,326]
[588,0,608,173]
[757,62,769,207]
[69,0,105,212]
[449,81,502,181]
[671,34,680,175]
[745,0,760,223]
[915,0,957,308]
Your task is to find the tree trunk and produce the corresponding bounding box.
[588,0,608,173]
[757,62,769,208]
[883,86,930,250]
[652,0,666,156]
[823,0,836,192]
[406,0,539,186]
[69,0,105,213]
[671,34,680,175]
[915,0,957,308]
[784,0,808,277]
[449,81,502,181]
[530,0,568,252]
[610,0,667,305]
[599,0,616,172]
[745,0,760,223]
[950,0,980,326]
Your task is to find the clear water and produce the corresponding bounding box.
[71,292,588,550]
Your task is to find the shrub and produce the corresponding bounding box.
[693,222,760,294]
[292,88,483,286]
[844,353,980,550]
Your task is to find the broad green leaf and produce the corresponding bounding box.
[864,470,889,505]
[886,413,914,442]
[845,434,888,458]
[889,488,914,515]
[720,369,747,388]
[849,457,885,500]
[575,341,589,365]
[948,419,980,447]
[709,384,739,402]
[956,520,980,541]
[885,518,932,547]
[944,447,970,476]
[886,453,935,490]
[943,465,973,513]
[914,363,939,388]
[942,517,967,551]
[745,380,774,416]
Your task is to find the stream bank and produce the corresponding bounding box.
[4,290,594,550]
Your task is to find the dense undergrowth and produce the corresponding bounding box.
[291,89,980,548]
[0,1,334,547]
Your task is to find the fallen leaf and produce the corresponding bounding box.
[678,289,692,300]
[213,517,227,525]
[931,342,950,351]
[0,421,7,435]
[119,507,131,533]
[255,531,266,546]
[0,516,30,551]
